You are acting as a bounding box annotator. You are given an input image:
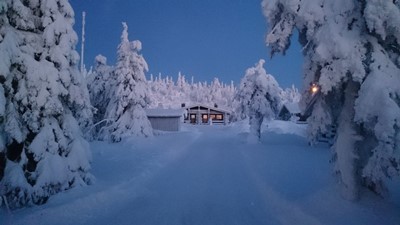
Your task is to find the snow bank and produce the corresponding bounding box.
[264,120,307,138]
[1,124,399,225]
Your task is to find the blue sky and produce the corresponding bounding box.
[70,0,303,88]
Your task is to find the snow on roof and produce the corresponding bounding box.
[146,108,184,117]
[185,104,232,114]
[283,102,301,113]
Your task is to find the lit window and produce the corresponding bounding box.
[190,114,196,119]
[202,114,208,120]
[216,114,223,120]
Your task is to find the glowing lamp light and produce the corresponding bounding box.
[311,84,319,94]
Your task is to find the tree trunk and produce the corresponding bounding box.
[0,152,5,181]
[248,112,263,144]
[333,80,361,200]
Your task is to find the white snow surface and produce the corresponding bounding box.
[1,121,399,225]
[145,108,185,117]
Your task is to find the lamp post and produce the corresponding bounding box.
[80,11,86,76]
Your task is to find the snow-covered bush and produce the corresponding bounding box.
[0,0,93,208]
[101,23,152,142]
[263,0,400,200]
[86,55,114,138]
[236,59,281,143]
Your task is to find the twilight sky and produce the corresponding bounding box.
[69,0,303,88]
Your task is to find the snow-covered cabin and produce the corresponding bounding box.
[278,102,301,121]
[184,104,231,125]
[146,108,184,131]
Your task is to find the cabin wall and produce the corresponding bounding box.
[148,117,181,131]
[185,105,231,125]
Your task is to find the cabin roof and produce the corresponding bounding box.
[185,104,231,114]
[146,108,184,118]
[282,102,301,114]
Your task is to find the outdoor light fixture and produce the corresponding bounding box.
[311,84,319,95]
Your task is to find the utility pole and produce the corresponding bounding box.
[80,11,86,76]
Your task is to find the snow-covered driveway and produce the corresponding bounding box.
[2,122,400,225]
[99,127,322,225]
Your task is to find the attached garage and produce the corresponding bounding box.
[146,108,184,132]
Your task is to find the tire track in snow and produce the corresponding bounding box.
[239,145,323,225]
[5,130,202,225]
[4,126,320,225]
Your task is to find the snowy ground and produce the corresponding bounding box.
[1,120,400,225]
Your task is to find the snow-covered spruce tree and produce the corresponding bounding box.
[0,0,93,208]
[86,55,113,138]
[210,78,224,106]
[176,72,191,104]
[102,23,152,142]
[147,72,236,110]
[236,60,281,143]
[263,0,400,200]
[281,85,301,104]
[0,0,11,191]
